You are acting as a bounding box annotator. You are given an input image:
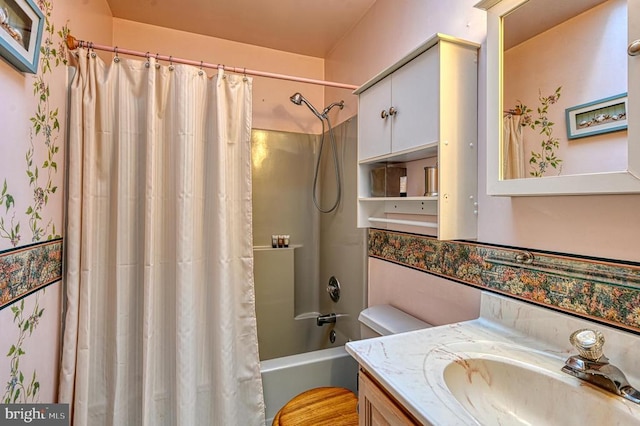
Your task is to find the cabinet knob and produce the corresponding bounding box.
[629,39,640,56]
[380,110,389,119]
[388,106,398,116]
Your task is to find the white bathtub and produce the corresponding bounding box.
[260,346,358,425]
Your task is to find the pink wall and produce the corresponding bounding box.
[326,0,640,316]
[368,258,481,326]
[0,0,112,404]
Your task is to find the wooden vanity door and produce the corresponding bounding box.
[358,368,420,426]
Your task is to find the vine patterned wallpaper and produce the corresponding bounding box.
[0,0,68,403]
[369,229,640,333]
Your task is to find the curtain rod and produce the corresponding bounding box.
[65,35,359,91]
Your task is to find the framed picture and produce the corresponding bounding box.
[565,93,628,140]
[0,0,44,73]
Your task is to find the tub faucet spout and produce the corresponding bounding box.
[316,313,337,326]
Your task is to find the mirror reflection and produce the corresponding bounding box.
[501,0,627,180]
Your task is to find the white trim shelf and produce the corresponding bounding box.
[367,217,438,228]
[359,196,438,202]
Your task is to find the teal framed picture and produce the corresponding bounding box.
[0,0,44,73]
[565,93,628,140]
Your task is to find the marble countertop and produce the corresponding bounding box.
[346,292,640,425]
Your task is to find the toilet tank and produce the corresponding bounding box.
[358,305,432,339]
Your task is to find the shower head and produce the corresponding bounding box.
[289,92,303,106]
[290,92,324,119]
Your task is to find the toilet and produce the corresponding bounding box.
[358,304,432,338]
[272,305,430,426]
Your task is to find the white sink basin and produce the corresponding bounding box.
[443,356,640,426]
[346,293,640,425]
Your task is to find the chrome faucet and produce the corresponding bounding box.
[316,313,337,326]
[562,329,640,404]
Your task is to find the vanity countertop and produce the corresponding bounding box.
[345,292,640,425]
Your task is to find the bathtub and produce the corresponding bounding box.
[260,345,359,425]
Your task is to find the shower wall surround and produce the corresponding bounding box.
[369,229,640,332]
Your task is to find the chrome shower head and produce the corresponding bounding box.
[289,92,324,119]
[290,92,303,105]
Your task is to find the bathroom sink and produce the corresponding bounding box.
[347,294,640,425]
[443,356,639,426]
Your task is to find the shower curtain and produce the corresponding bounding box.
[58,49,265,425]
[503,114,526,179]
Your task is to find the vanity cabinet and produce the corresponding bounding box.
[358,368,420,426]
[355,34,479,240]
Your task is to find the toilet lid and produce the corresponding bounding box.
[359,304,432,336]
[273,387,358,426]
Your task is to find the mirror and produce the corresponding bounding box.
[478,0,640,195]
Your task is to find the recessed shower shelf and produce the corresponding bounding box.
[253,244,302,251]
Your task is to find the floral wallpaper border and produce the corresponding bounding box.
[0,239,63,310]
[369,229,640,333]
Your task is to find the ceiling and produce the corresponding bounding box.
[503,0,607,50]
[106,0,377,58]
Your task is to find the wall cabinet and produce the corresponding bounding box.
[358,49,439,160]
[355,34,479,240]
[358,368,420,426]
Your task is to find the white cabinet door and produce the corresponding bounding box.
[391,45,439,153]
[358,75,392,161]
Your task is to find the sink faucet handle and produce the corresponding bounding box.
[569,329,605,361]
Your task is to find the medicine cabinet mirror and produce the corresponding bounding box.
[478,0,640,195]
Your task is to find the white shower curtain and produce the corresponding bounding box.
[59,50,265,426]
[503,114,526,179]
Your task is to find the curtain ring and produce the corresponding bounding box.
[145,51,150,68]
[242,67,248,82]
[198,60,204,76]
[155,53,161,69]
[168,55,174,71]
[89,42,96,58]
[113,46,120,63]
